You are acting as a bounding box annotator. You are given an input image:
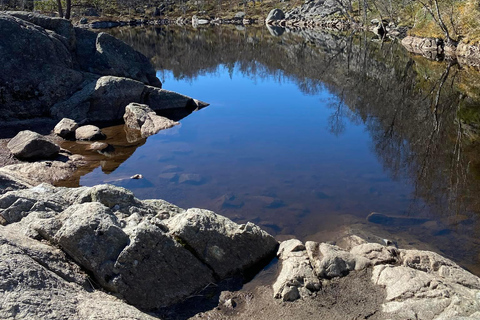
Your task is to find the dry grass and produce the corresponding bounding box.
[409,0,480,45]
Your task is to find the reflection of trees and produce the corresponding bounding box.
[107,25,480,225]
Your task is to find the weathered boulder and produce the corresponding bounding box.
[285,0,342,21]
[0,184,277,311]
[54,118,79,139]
[123,103,179,138]
[111,221,215,309]
[305,241,371,278]
[166,208,278,278]
[75,125,106,141]
[271,237,480,318]
[1,12,207,124]
[273,239,321,301]
[53,202,130,287]
[0,171,32,196]
[266,9,285,22]
[350,242,399,265]
[51,76,208,122]
[0,12,84,120]
[91,32,162,87]
[7,130,60,160]
[0,225,158,320]
[372,262,480,319]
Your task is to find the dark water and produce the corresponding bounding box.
[61,26,480,275]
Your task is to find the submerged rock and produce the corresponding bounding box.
[7,130,60,160]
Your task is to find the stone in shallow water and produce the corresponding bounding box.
[178,173,204,185]
[75,125,106,141]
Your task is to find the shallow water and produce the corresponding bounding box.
[64,26,480,275]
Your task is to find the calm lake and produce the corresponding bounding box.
[59,25,480,275]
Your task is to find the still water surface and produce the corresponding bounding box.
[69,26,480,275]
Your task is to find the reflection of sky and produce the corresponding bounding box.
[78,47,480,276]
[82,63,415,224]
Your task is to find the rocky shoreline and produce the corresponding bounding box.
[2,181,480,319]
[2,10,480,320]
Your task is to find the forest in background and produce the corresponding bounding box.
[2,0,480,45]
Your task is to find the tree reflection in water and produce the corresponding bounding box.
[104,25,480,274]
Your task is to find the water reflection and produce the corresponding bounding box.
[69,25,480,275]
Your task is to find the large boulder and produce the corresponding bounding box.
[0,225,158,320]
[305,241,371,278]
[51,76,208,122]
[273,239,321,301]
[7,130,60,160]
[166,208,278,278]
[0,12,84,120]
[0,184,278,310]
[0,12,207,124]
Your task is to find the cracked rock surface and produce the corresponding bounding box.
[273,237,480,319]
[0,183,278,316]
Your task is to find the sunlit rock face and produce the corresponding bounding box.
[274,237,480,319]
[0,184,278,311]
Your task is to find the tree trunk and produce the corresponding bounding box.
[56,0,64,18]
[65,0,71,19]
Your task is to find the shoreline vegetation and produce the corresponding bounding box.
[3,0,480,64]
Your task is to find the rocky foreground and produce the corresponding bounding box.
[0,182,480,319]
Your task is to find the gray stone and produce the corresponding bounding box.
[266,9,285,22]
[0,156,83,188]
[306,241,371,278]
[0,183,280,312]
[350,242,399,265]
[372,264,480,319]
[93,32,161,87]
[0,171,33,196]
[7,130,60,160]
[53,202,130,287]
[111,221,216,309]
[0,225,157,320]
[75,125,106,141]
[54,118,79,139]
[0,12,208,124]
[123,102,179,138]
[166,208,278,278]
[273,239,321,301]
[51,76,207,123]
